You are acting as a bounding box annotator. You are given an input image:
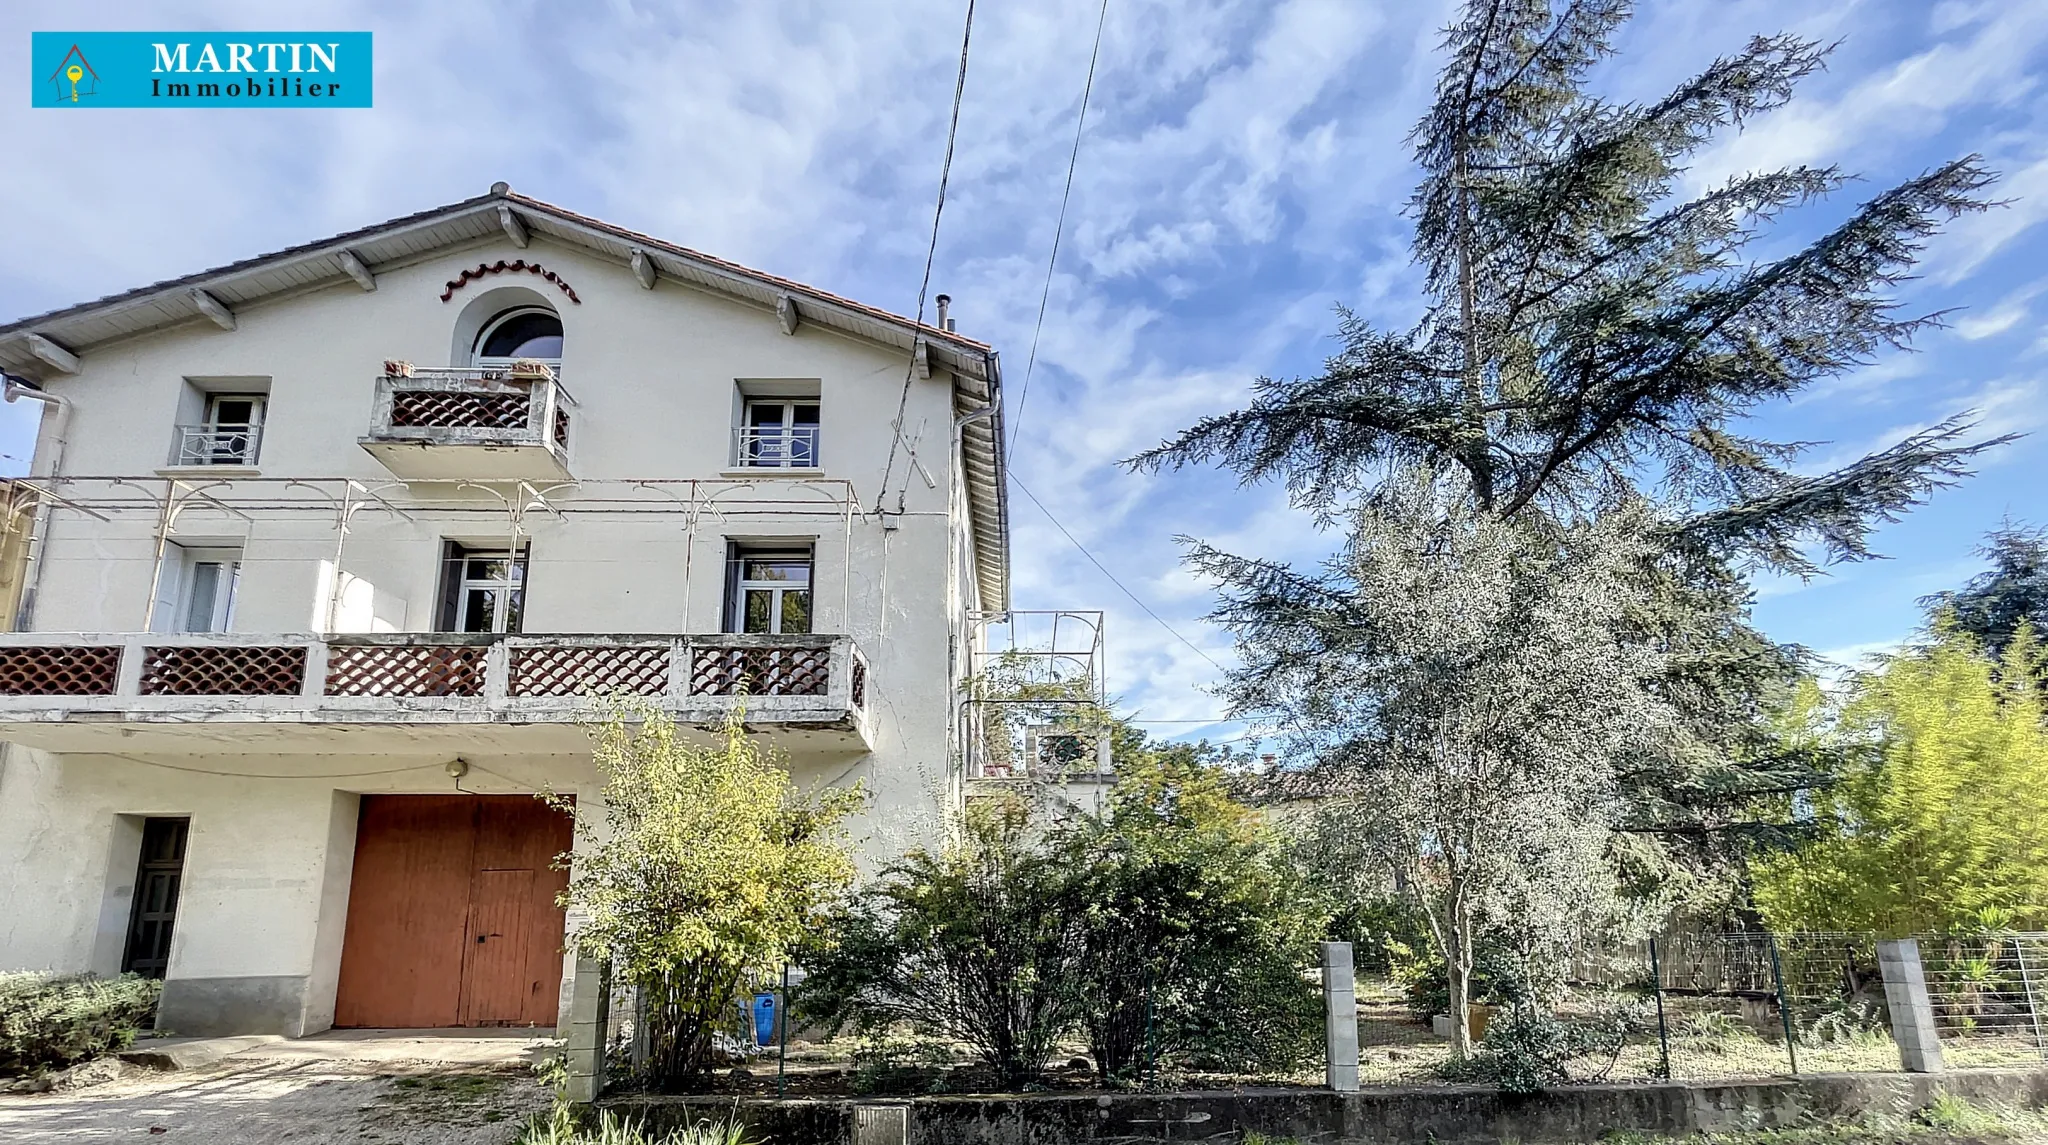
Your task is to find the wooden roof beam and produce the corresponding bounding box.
[777,294,800,335]
[336,249,377,292]
[25,333,80,375]
[630,248,656,290]
[499,205,529,248]
[191,288,236,331]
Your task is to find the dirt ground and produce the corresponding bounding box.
[0,1059,554,1144]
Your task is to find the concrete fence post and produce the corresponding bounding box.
[1877,938,1944,1073]
[563,955,611,1103]
[1321,940,1359,1093]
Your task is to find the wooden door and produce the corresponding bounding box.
[334,795,571,1029]
[459,869,535,1024]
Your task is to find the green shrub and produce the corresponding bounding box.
[0,971,162,1076]
[1449,998,1645,1094]
[795,798,1085,1089]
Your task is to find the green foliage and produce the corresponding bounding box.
[516,1103,752,1145]
[0,972,161,1077]
[1451,998,1645,1094]
[1921,521,2048,661]
[1751,625,2048,935]
[552,697,863,1091]
[802,748,1324,1087]
[796,798,1083,1089]
[1058,746,1327,1083]
[847,1029,955,1095]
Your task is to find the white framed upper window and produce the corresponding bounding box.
[725,545,812,634]
[435,542,528,633]
[173,393,264,466]
[737,398,820,468]
[150,545,241,634]
[472,308,563,372]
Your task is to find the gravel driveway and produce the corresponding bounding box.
[0,1059,554,1144]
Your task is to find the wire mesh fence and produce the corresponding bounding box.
[1348,931,2048,1088]
[1919,933,2048,1068]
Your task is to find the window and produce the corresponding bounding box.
[473,308,563,370]
[173,392,264,466]
[436,542,528,633]
[725,545,812,634]
[150,545,240,634]
[737,398,820,468]
[122,817,189,980]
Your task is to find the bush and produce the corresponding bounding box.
[1450,998,1645,1094]
[796,798,1084,1089]
[1055,752,1326,1083]
[0,972,162,1076]
[555,698,862,1092]
[801,751,1328,1088]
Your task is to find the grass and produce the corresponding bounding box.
[515,1102,754,1145]
[1601,1095,2048,1144]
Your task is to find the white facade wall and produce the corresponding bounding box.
[0,230,991,1034]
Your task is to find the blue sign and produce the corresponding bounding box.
[32,32,373,108]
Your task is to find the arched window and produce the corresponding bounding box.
[472,307,563,370]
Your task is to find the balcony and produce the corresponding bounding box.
[0,632,871,755]
[360,366,575,480]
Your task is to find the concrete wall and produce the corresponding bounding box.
[608,1068,2048,1145]
[0,233,986,1028]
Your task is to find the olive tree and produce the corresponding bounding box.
[1190,475,1679,1056]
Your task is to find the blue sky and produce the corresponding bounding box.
[2,1,2044,751]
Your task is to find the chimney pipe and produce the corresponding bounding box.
[935,294,952,332]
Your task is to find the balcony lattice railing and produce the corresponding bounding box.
[364,367,574,450]
[0,633,868,717]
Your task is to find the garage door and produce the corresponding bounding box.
[334,795,573,1029]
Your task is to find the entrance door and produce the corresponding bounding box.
[334,795,571,1029]
[122,818,190,978]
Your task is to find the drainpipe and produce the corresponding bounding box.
[4,377,73,632]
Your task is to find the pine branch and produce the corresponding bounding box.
[1674,416,2018,575]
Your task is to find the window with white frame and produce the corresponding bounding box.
[724,544,812,634]
[472,308,564,372]
[435,542,528,633]
[172,392,265,466]
[149,545,241,633]
[736,398,820,468]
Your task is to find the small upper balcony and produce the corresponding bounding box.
[0,631,871,755]
[360,364,575,481]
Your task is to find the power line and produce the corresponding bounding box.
[880,0,978,512]
[1011,473,1227,673]
[1007,0,1111,452]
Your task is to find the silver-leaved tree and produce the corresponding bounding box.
[1192,476,1678,1055]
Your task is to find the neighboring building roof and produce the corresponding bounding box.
[0,186,1009,609]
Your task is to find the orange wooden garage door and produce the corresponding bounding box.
[334,795,572,1028]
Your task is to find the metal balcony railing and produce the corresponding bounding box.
[732,425,820,468]
[0,632,871,732]
[170,423,262,467]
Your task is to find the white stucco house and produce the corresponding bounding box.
[0,184,1018,1038]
